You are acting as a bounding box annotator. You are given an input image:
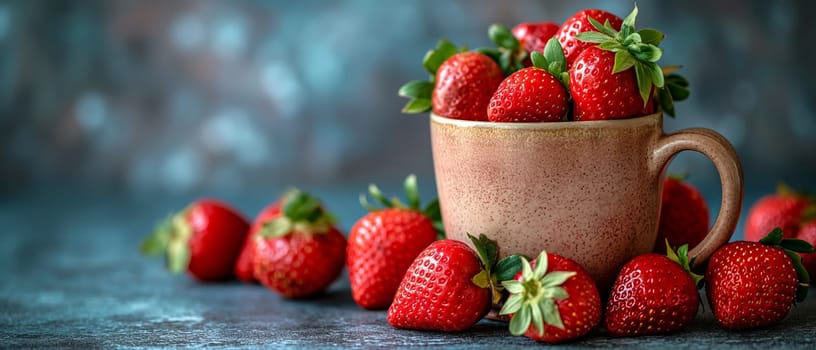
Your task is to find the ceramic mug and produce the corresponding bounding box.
[430,112,743,291]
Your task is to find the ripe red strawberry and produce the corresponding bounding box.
[488,39,569,123]
[796,221,816,282]
[388,234,524,332]
[512,21,560,64]
[654,177,710,253]
[500,250,601,343]
[556,9,622,69]
[705,228,813,330]
[605,244,702,337]
[141,199,250,282]
[432,52,504,121]
[570,5,686,120]
[253,190,347,298]
[744,185,814,241]
[347,175,440,310]
[233,200,282,283]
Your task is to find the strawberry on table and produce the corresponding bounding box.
[744,184,815,241]
[347,175,441,310]
[570,5,688,120]
[705,228,814,330]
[388,234,523,332]
[141,199,250,282]
[487,39,569,123]
[398,41,504,121]
[556,9,622,69]
[500,250,601,343]
[253,190,347,298]
[233,200,282,283]
[605,243,702,337]
[654,176,710,253]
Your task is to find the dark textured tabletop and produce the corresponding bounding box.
[2,186,816,349]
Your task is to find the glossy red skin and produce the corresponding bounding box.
[387,240,491,332]
[744,194,811,241]
[512,22,560,66]
[347,208,437,310]
[654,178,710,253]
[796,221,816,279]
[234,201,282,283]
[556,9,622,69]
[185,199,250,282]
[605,254,699,337]
[514,255,601,343]
[253,227,347,298]
[487,67,568,122]
[705,241,797,330]
[570,47,655,121]
[432,52,504,121]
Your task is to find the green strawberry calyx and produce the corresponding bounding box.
[140,207,194,274]
[479,24,525,76]
[398,40,466,114]
[759,227,815,302]
[259,189,336,238]
[529,37,569,89]
[467,233,525,305]
[499,250,576,336]
[360,174,444,239]
[665,241,704,288]
[574,5,690,117]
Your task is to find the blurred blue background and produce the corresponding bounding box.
[1,0,814,235]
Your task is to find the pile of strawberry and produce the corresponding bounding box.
[400,6,689,122]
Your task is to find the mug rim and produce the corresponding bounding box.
[431,112,662,130]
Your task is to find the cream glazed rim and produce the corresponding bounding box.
[430,112,662,130]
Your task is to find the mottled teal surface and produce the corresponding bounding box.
[2,187,816,348]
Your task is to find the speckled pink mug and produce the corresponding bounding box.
[430,112,743,291]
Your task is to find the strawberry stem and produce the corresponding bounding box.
[359,175,445,238]
[259,189,335,238]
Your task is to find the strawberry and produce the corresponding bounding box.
[347,175,441,310]
[487,39,569,122]
[570,5,688,120]
[233,200,282,283]
[253,190,346,298]
[500,250,601,343]
[141,199,250,282]
[605,243,702,337]
[654,176,710,253]
[388,234,523,332]
[398,40,504,121]
[744,184,815,241]
[795,221,816,284]
[705,228,814,330]
[555,9,622,69]
[512,22,560,66]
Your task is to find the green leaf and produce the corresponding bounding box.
[422,39,458,74]
[632,44,663,63]
[141,216,172,255]
[259,217,293,238]
[539,271,576,288]
[531,51,548,70]
[368,184,393,208]
[401,98,432,114]
[510,305,532,336]
[530,302,544,336]
[780,238,816,253]
[783,249,810,302]
[500,292,524,314]
[166,237,190,274]
[658,89,676,118]
[403,174,420,210]
[621,4,639,38]
[574,31,612,44]
[398,80,433,99]
[634,62,653,106]
[533,251,549,278]
[544,286,569,300]
[543,37,566,75]
[358,193,378,212]
[588,17,618,37]
[760,227,785,246]
[541,298,564,329]
[422,199,441,221]
[495,255,524,282]
[638,28,665,45]
[613,50,636,73]
[649,62,665,88]
[521,256,533,279]
[666,74,690,101]
[476,47,502,65]
[621,33,641,47]
[502,280,525,295]
[499,49,514,75]
[471,270,491,288]
[598,40,625,52]
[489,24,519,51]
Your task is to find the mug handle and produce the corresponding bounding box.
[651,127,744,267]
